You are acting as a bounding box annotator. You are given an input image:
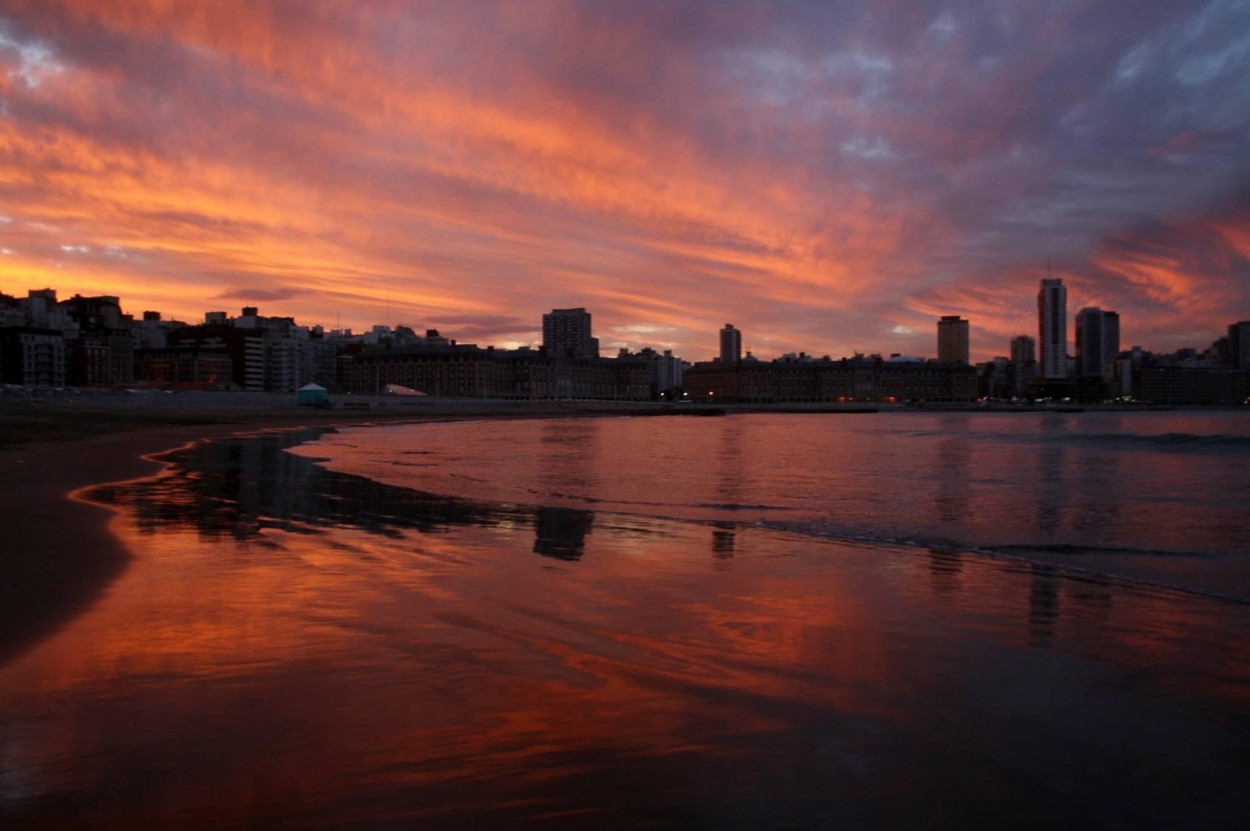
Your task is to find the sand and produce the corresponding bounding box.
[0,396,689,665]
[1,423,272,665]
[0,400,519,665]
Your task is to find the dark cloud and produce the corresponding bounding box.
[423,313,531,342]
[1,1,1248,361]
[215,287,311,303]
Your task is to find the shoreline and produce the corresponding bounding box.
[0,423,290,666]
[4,399,1245,666]
[0,399,708,666]
[0,403,557,666]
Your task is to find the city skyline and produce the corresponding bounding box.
[2,2,1249,362]
[3,279,1245,368]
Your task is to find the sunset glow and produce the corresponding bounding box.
[2,1,1247,360]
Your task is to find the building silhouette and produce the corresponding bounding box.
[349,342,652,400]
[684,352,978,403]
[937,316,970,364]
[1229,321,1250,369]
[1038,278,1067,380]
[1010,335,1035,365]
[542,307,598,358]
[1075,307,1108,378]
[719,324,741,365]
[1103,311,1120,365]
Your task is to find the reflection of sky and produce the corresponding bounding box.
[2,2,1249,361]
[289,412,1250,575]
[3,425,1250,825]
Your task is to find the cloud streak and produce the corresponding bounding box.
[1,0,1247,361]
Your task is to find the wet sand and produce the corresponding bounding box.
[0,398,612,666]
[4,408,1250,828]
[0,422,282,665]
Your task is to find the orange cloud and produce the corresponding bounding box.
[2,1,1248,360]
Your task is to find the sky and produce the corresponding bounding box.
[1,1,1248,362]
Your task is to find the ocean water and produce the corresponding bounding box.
[292,410,1250,599]
[2,411,1249,829]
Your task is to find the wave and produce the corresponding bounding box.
[985,541,1211,558]
[751,516,1223,559]
[1063,432,1250,452]
[746,517,1250,605]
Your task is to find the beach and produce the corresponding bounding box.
[0,397,567,665]
[1,421,238,665]
[0,395,724,665]
[3,403,1249,828]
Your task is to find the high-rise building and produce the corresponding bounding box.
[1037,278,1067,379]
[1229,321,1250,369]
[1103,311,1120,364]
[543,307,598,358]
[1075,307,1107,378]
[719,324,741,364]
[1010,335,1036,365]
[937,316,970,364]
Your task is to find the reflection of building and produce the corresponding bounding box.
[543,307,598,358]
[533,507,594,561]
[91,428,521,542]
[1029,564,1061,648]
[937,316,969,364]
[719,324,741,365]
[1038,278,1067,380]
[928,550,963,595]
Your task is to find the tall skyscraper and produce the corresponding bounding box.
[719,324,741,364]
[1075,307,1107,378]
[1010,335,1036,365]
[1037,278,1067,380]
[1229,321,1250,368]
[936,316,970,364]
[1102,311,1120,364]
[542,307,598,358]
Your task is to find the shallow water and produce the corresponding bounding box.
[2,414,1249,829]
[293,411,1250,598]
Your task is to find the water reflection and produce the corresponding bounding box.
[4,426,1250,828]
[935,417,972,525]
[1029,564,1061,648]
[711,523,735,557]
[1035,416,1070,537]
[86,428,595,564]
[927,548,963,595]
[533,506,594,561]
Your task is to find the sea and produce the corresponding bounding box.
[2,410,1249,829]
